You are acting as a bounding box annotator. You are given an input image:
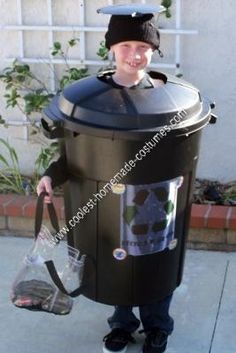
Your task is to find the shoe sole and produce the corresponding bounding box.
[103,345,128,353]
[141,342,167,353]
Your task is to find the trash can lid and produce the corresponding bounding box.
[97,4,166,16]
[43,70,212,139]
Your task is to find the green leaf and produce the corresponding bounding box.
[96,41,109,60]
[0,183,20,193]
[161,0,172,17]
[0,116,6,124]
[53,42,62,50]
[166,9,171,18]
[15,63,30,74]
[5,83,13,90]
[0,172,18,188]
[161,0,172,8]
[68,38,79,47]
[0,139,22,191]
[23,92,51,113]
[16,75,26,83]
[9,146,19,164]
[30,129,38,135]
[50,142,59,148]
[0,138,11,151]
[0,154,9,167]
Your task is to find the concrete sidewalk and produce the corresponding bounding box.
[0,236,236,353]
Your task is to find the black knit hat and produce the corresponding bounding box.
[105,14,160,50]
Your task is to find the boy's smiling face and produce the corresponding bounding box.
[111,40,154,77]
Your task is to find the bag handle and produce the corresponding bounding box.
[45,260,84,297]
[35,192,95,298]
[34,192,60,239]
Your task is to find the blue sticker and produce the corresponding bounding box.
[113,248,127,261]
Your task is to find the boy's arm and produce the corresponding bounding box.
[43,155,69,188]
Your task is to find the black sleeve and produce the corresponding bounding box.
[43,155,69,188]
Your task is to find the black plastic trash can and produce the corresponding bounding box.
[41,70,216,305]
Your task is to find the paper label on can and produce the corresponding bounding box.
[120,176,183,256]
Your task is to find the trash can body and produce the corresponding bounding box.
[42,70,215,305]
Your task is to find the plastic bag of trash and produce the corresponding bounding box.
[10,192,85,315]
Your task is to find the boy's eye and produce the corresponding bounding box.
[140,45,150,50]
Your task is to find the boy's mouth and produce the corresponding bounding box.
[126,61,140,68]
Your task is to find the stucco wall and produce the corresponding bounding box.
[180,0,236,182]
[0,0,235,181]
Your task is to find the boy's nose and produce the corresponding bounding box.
[134,52,141,59]
[130,49,141,60]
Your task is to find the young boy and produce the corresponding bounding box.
[37,9,173,353]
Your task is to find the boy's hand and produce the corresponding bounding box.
[36,176,53,203]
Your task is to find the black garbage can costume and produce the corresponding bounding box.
[42,5,216,307]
